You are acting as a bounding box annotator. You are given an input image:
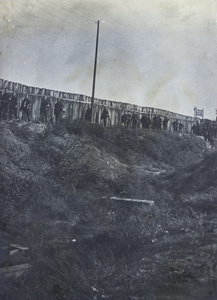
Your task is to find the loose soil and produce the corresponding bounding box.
[0,119,217,300]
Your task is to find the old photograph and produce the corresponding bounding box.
[0,1,217,299]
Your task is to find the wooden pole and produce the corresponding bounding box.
[110,196,154,205]
[91,20,100,123]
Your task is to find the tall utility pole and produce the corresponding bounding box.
[91,20,100,122]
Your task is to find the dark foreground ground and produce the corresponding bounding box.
[0,119,217,299]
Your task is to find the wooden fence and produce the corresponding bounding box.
[0,78,196,133]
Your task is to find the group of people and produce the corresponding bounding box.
[85,105,110,127]
[0,89,65,123]
[1,89,216,145]
[0,89,185,131]
[171,119,184,133]
[0,89,20,121]
[121,111,184,132]
[39,96,65,123]
[0,89,33,122]
[192,119,217,145]
[121,111,152,129]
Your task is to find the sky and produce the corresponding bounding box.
[0,0,217,119]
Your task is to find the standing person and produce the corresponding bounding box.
[140,114,147,129]
[191,123,196,135]
[20,94,31,122]
[101,106,109,127]
[172,119,178,132]
[0,88,11,120]
[163,116,169,130]
[40,96,50,123]
[85,105,92,122]
[126,111,131,127]
[145,115,151,129]
[178,122,184,133]
[131,111,138,129]
[141,114,151,129]
[121,112,128,127]
[152,115,158,129]
[9,92,18,120]
[54,99,63,122]
[157,115,162,130]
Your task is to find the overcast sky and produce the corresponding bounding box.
[0,0,217,119]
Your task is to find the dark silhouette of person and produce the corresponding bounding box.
[179,122,184,133]
[131,111,138,128]
[20,94,31,122]
[85,105,92,122]
[121,112,127,127]
[9,92,18,120]
[40,96,50,123]
[191,123,196,135]
[140,114,151,129]
[163,116,169,130]
[101,107,109,127]
[157,116,162,130]
[196,120,200,135]
[0,88,11,120]
[121,111,131,127]
[54,99,63,122]
[152,115,158,129]
[126,112,131,127]
[172,119,178,132]
[121,111,132,127]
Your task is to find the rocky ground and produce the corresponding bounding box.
[0,119,217,299]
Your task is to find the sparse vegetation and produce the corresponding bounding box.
[0,120,217,299]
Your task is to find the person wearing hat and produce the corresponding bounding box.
[0,88,11,120]
[9,92,18,120]
[20,94,31,122]
[101,106,109,127]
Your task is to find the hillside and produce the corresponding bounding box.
[0,119,217,300]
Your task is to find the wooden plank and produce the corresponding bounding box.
[10,249,19,256]
[110,196,154,205]
[10,244,29,251]
[0,264,31,278]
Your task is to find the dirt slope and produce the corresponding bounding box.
[0,119,217,300]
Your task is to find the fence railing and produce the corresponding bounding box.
[0,78,197,132]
